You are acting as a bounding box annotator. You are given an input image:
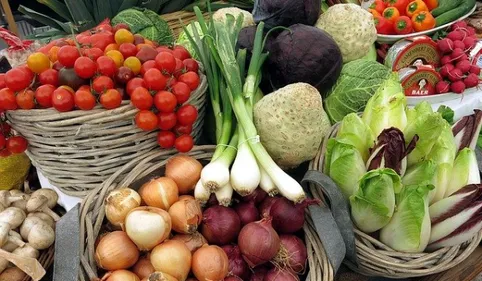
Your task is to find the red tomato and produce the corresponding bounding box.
[173,46,191,61]
[0,134,5,149]
[140,60,157,76]
[5,68,31,91]
[154,90,177,113]
[97,56,117,77]
[126,78,146,96]
[119,43,138,58]
[38,69,59,86]
[91,32,115,51]
[131,87,153,110]
[96,24,113,33]
[174,135,194,152]
[82,47,104,61]
[166,76,177,88]
[0,88,17,110]
[52,61,64,71]
[92,76,115,94]
[74,89,97,110]
[35,85,56,108]
[144,68,167,91]
[156,47,173,54]
[18,65,35,82]
[172,82,191,104]
[173,124,193,136]
[52,87,75,112]
[57,45,81,68]
[155,52,176,74]
[15,89,35,110]
[6,136,28,154]
[0,123,11,135]
[178,71,200,90]
[100,89,122,109]
[176,105,198,125]
[76,34,91,45]
[183,59,199,73]
[0,74,6,89]
[157,131,176,148]
[173,58,184,78]
[74,57,97,79]
[158,112,177,130]
[0,149,11,157]
[135,110,159,131]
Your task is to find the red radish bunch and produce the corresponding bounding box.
[435,21,481,94]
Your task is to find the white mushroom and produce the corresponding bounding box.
[25,222,55,250]
[0,191,26,208]
[10,194,30,213]
[27,212,55,230]
[2,232,22,252]
[29,189,58,209]
[26,195,60,221]
[0,223,24,249]
[0,208,26,229]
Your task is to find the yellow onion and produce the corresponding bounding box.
[150,240,191,281]
[192,245,229,281]
[125,207,171,251]
[103,270,140,281]
[105,188,141,228]
[139,177,179,210]
[147,272,179,281]
[171,232,208,253]
[95,231,139,271]
[165,155,202,194]
[168,196,202,234]
[131,256,155,280]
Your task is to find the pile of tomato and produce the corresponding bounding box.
[370,0,438,35]
[0,21,202,155]
[0,116,27,157]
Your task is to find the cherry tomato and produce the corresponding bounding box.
[155,52,176,74]
[18,65,35,82]
[140,60,157,76]
[75,89,97,110]
[131,87,153,110]
[126,78,146,96]
[82,47,104,61]
[179,71,200,90]
[175,135,194,152]
[74,57,97,79]
[52,87,75,112]
[113,23,130,33]
[157,131,176,148]
[119,43,138,58]
[154,90,177,113]
[97,56,117,77]
[6,136,28,154]
[57,45,80,68]
[0,88,17,110]
[27,52,50,74]
[0,148,11,157]
[38,69,59,86]
[16,89,35,110]
[35,84,55,108]
[172,82,191,104]
[164,76,176,89]
[91,32,115,51]
[0,134,5,149]
[100,89,122,109]
[183,59,199,73]
[52,61,64,72]
[143,68,167,91]
[157,47,173,54]
[173,58,184,78]
[173,46,191,61]
[92,76,115,94]
[135,110,159,131]
[176,105,198,125]
[0,74,6,89]
[5,68,31,92]
[173,124,193,136]
[96,24,113,33]
[157,112,177,130]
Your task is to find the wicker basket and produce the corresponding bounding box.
[307,124,482,279]
[78,145,333,281]
[6,73,207,198]
[161,10,209,37]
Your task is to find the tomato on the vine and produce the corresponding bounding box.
[0,149,11,157]
[27,52,50,74]
[131,87,153,110]
[179,71,200,90]
[0,134,5,149]
[175,135,194,152]
[158,112,177,130]
[0,74,6,89]
[166,76,177,88]
[172,82,191,104]
[126,78,146,96]
[97,56,117,77]
[5,68,31,92]
[140,60,157,76]
[100,89,122,109]
[74,57,97,79]
[157,131,175,148]
[155,52,176,74]
[173,58,184,78]
[52,61,63,72]
[183,59,199,73]
[154,90,177,113]
[57,46,80,68]
[173,46,191,61]
[173,124,193,136]
[157,47,173,54]
[176,105,198,125]
[16,89,35,110]
[75,89,97,110]
[135,110,158,131]
[18,65,34,82]
[35,85,55,108]
[52,87,75,112]
[91,32,115,51]
[92,76,115,94]
[0,88,17,110]
[119,43,137,58]
[38,69,59,86]
[144,68,167,91]
[82,47,104,61]
[6,136,28,154]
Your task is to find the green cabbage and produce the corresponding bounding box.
[176,22,204,60]
[324,59,392,123]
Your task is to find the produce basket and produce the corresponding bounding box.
[78,145,333,281]
[160,10,209,37]
[306,123,482,279]
[6,75,207,198]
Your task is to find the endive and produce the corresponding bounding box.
[336,113,375,162]
[445,148,480,197]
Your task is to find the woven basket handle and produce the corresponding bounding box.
[301,170,358,270]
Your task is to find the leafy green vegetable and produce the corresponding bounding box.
[437,105,455,124]
[445,148,481,197]
[406,102,433,124]
[402,160,436,186]
[324,59,392,123]
[177,22,205,60]
[350,168,402,233]
[336,113,375,162]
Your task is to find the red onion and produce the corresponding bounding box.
[241,188,268,204]
[270,197,319,234]
[223,276,243,281]
[234,201,260,226]
[238,218,280,268]
[259,196,280,218]
[207,194,219,206]
[273,235,308,273]
[264,268,300,281]
[221,245,251,280]
[201,205,241,245]
[250,266,269,281]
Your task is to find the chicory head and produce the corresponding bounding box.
[445,148,481,197]
[402,160,436,187]
[336,113,375,162]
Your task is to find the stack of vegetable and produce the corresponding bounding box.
[324,73,482,252]
[97,154,310,281]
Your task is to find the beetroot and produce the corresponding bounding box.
[440,64,454,77]
[456,60,471,73]
[436,81,450,94]
[470,65,481,75]
[447,30,465,42]
[454,40,465,50]
[451,48,465,60]
[441,55,452,65]
[448,68,463,82]
[451,80,466,94]
[464,73,480,88]
[437,38,454,54]
[463,37,477,50]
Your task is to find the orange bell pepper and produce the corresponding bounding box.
[369,9,382,18]
[406,0,429,17]
[383,7,401,22]
[423,0,438,11]
[412,11,436,31]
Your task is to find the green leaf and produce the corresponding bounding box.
[139,0,166,12]
[64,0,94,26]
[83,0,94,11]
[36,0,73,22]
[95,0,113,22]
[437,105,455,125]
[18,5,71,33]
[118,0,139,13]
[141,8,174,45]
[160,0,193,14]
[336,113,375,162]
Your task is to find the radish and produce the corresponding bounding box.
[470,65,481,75]
[451,80,466,94]
[436,81,450,94]
[448,68,463,82]
[441,55,452,65]
[454,40,465,50]
[457,54,469,63]
[440,64,455,77]
[451,48,465,60]
[452,21,468,31]
[467,26,476,36]
[463,37,477,50]
[448,30,465,42]
[437,38,454,54]
[456,60,472,74]
[464,73,480,88]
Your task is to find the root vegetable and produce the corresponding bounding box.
[234,201,259,226]
[26,195,60,221]
[221,245,250,280]
[453,40,465,50]
[0,208,26,229]
[171,232,208,253]
[437,38,454,54]
[448,68,463,82]
[451,48,465,60]
[440,64,454,77]
[463,37,477,49]
[263,268,300,281]
[447,30,465,42]
[0,267,26,281]
[139,177,179,210]
[249,266,268,281]
[441,55,452,65]
[104,188,141,228]
[238,218,280,267]
[270,197,318,234]
[192,245,229,281]
[125,207,171,251]
[150,240,191,281]
[147,272,178,281]
[451,80,466,94]
[456,60,471,73]
[103,270,140,281]
[464,73,480,88]
[470,65,481,75]
[240,188,267,205]
[95,231,139,271]
[168,196,202,234]
[201,205,241,245]
[30,189,58,209]
[273,235,308,273]
[436,81,450,94]
[132,256,155,280]
[259,196,279,218]
[165,155,202,195]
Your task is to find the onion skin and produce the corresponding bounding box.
[169,196,202,234]
[103,270,140,281]
[139,177,179,210]
[105,188,141,228]
[263,268,300,281]
[274,235,308,273]
[238,218,280,268]
[270,198,318,234]
[125,207,172,251]
[166,155,203,194]
[240,188,268,205]
[221,245,251,280]
[234,201,260,226]
[201,206,241,245]
[192,245,229,281]
[249,266,269,281]
[207,194,219,206]
[258,197,279,218]
[223,277,242,281]
[171,232,208,253]
[132,256,155,280]
[151,240,192,281]
[95,231,139,270]
[147,272,179,281]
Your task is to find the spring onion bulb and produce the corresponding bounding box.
[259,164,278,196]
[194,180,210,206]
[215,182,234,206]
[231,128,260,196]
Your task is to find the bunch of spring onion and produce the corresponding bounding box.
[184,6,306,205]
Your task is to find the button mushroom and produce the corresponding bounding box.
[0,222,24,249]
[24,222,55,250]
[10,193,30,213]
[0,244,39,274]
[2,232,22,252]
[0,191,26,208]
[29,189,58,209]
[27,213,55,230]
[26,195,60,222]
[0,266,26,281]
[20,216,55,241]
[0,208,26,229]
